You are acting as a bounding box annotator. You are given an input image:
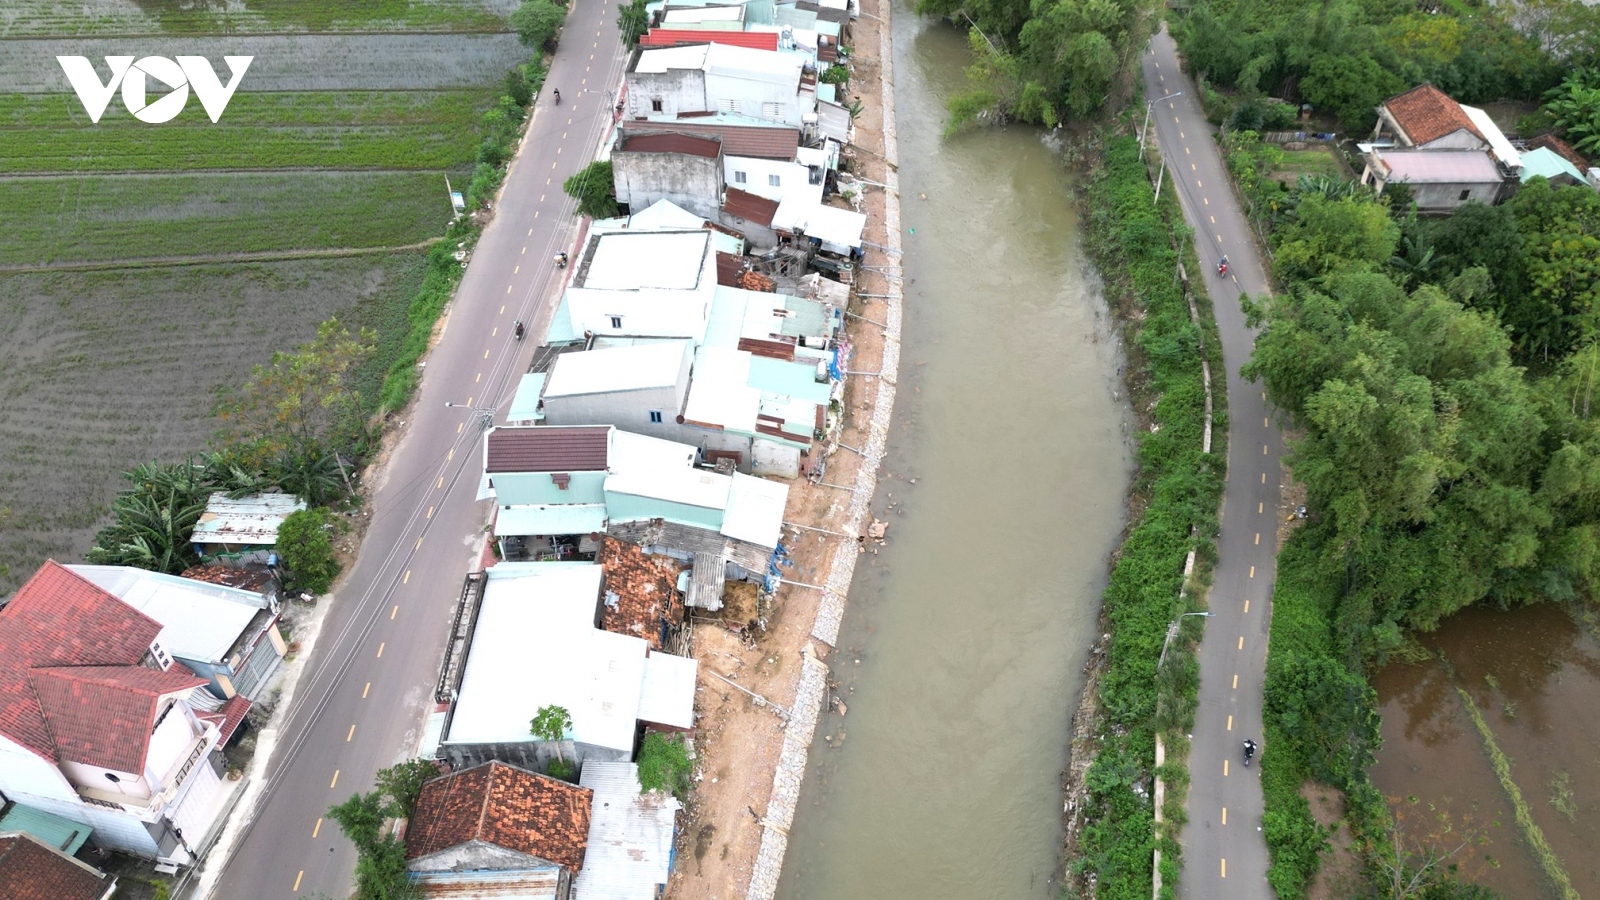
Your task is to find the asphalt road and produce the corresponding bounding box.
[1138,24,1283,898]
[203,5,628,897]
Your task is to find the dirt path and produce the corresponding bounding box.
[0,238,441,274]
[662,3,901,897]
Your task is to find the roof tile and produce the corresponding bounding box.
[407,761,592,871]
[0,833,114,900]
[487,426,611,474]
[1382,83,1482,146]
[31,666,206,773]
[0,561,169,762]
[627,119,799,160]
[599,537,684,650]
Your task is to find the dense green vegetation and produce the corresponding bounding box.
[1171,0,1600,132]
[564,160,620,218]
[919,0,1147,128]
[0,0,509,36]
[1232,126,1600,891]
[1075,134,1227,899]
[328,759,441,900]
[637,733,694,798]
[275,508,342,594]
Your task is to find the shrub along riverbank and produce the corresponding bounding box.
[1069,133,1228,900]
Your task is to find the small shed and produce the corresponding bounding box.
[190,492,306,562]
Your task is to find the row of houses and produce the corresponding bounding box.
[395,2,871,897]
[1359,82,1600,212]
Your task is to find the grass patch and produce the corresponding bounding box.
[0,90,495,130]
[1272,148,1342,183]
[0,0,513,36]
[0,172,455,265]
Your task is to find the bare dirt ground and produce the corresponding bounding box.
[1303,781,1362,899]
[663,2,896,894]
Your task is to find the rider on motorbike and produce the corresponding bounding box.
[1243,738,1257,765]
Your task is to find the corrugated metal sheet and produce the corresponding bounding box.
[639,29,779,51]
[722,187,779,226]
[486,426,611,474]
[688,553,726,610]
[618,131,722,159]
[0,802,93,855]
[572,762,680,900]
[626,118,798,160]
[190,493,305,545]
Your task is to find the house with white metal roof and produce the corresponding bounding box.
[437,564,697,772]
[563,230,719,342]
[543,340,695,443]
[68,565,287,701]
[571,762,681,900]
[625,43,812,129]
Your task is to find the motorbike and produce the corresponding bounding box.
[1243,740,1257,767]
[553,88,561,105]
[513,320,525,341]
[1218,259,1229,277]
[555,252,569,269]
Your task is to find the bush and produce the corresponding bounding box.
[546,757,575,781]
[820,64,850,85]
[511,0,566,52]
[637,733,692,797]
[276,507,341,594]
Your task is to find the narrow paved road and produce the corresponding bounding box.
[1139,23,1282,898]
[203,4,627,897]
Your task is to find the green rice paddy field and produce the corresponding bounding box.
[0,1,523,592]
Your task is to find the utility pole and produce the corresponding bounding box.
[1140,92,1184,158]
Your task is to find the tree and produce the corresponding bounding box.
[530,704,573,763]
[328,791,385,852]
[1509,177,1600,362]
[1299,52,1405,132]
[1272,193,1401,282]
[1542,68,1600,155]
[275,507,341,594]
[374,759,440,819]
[617,0,649,49]
[86,460,212,573]
[353,836,416,900]
[636,732,693,797]
[214,319,374,473]
[511,0,566,52]
[562,160,619,218]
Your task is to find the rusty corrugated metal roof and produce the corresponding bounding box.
[627,118,798,160]
[618,131,722,159]
[639,29,779,51]
[721,187,779,226]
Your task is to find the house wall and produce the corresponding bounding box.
[492,470,609,506]
[679,425,755,471]
[715,210,780,249]
[625,69,705,118]
[1411,180,1501,210]
[604,491,724,531]
[437,739,630,773]
[543,386,688,442]
[409,840,564,874]
[614,148,724,220]
[704,72,806,127]
[1416,130,1488,151]
[0,736,162,857]
[725,155,814,202]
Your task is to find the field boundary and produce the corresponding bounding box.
[0,239,441,273]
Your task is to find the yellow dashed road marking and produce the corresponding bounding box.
[330,770,340,789]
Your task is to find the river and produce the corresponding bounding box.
[773,9,1133,898]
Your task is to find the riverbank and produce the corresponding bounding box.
[1058,131,1229,898]
[660,0,904,894]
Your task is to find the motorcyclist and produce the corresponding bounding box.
[514,320,525,341]
[556,251,569,268]
[553,88,561,104]
[1218,255,1229,276]
[1243,738,1257,766]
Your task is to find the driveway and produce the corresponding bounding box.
[201,4,628,896]
[1138,22,1283,898]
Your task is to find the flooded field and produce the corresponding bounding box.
[773,7,1133,899]
[1371,603,1600,897]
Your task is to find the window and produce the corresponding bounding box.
[762,101,783,118]
[733,170,747,184]
[651,98,663,112]
[649,410,664,424]
[718,98,741,113]
[1459,189,1471,201]
[609,315,623,329]
[768,173,782,187]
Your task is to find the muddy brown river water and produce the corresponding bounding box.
[773,9,1133,899]
[1371,603,1600,897]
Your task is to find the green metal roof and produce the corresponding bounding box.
[780,295,832,339]
[0,803,92,855]
[495,504,608,537]
[1519,147,1585,184]
[748,355,832,403]
[508,373,547,422]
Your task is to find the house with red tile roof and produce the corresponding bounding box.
[405,761,592,899]
[0,561,241,867]
[0,831,117,900]
[1361,84,1521,211]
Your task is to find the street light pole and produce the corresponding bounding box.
[445,401,497,430]
[1139,91,1184,158]
[1158,610,1213,670]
